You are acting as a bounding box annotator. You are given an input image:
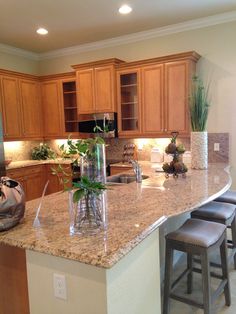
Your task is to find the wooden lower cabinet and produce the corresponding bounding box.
[7,165,45,201]
[110,165,132,176]
[6,164,72,201]
[0,244,29,314]
[45,164,72,195]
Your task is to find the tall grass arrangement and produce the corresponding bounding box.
[189,76,210,131]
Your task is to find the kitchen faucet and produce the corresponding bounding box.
[130,159,142,183]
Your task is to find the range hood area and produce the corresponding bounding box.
[78,112,118,138]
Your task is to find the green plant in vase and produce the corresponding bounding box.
[52,136,107,234]
[188,75,211,169]
[69,176,107,234]
[189,75,210,132]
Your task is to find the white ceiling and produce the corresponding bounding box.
[1,0,236,53]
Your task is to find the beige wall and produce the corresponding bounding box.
[0,51,39,75]
[1,21,236,186]
[38,21,236,187]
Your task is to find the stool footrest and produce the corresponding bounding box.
[212,279,228,304]
[171,268,191,290]
[192,267,223,280]
[170,293,204,309]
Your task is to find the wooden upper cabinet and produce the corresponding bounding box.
[141,64,163,135]
[164,61,190,135]
[41,80,63,138]
[76,68,94,114]
[117,68,141,137]
[94,66,115,112]
[0,75,22,139]
[73,59,124,114]
[117,51,199,137]
[61,79,79,134]
[19,79,43,138]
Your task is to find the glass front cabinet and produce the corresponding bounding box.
[117,69,141,137]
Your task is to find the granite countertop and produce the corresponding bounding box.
[6,158,72,170]
[0,162,231,269]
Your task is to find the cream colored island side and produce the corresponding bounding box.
[0,163,231,314]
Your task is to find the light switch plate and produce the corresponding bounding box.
[214,143,220,151]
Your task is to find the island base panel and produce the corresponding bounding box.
[26,229,161,314]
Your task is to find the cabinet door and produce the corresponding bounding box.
[165,61,189,135]
[142,65,164,135]
[77,69,95,114]
[117,69,141,137]
[45,164,72,195]
[0,76,22,139]
[41,81,63,137]
[25,174,44,201]
[94,66,115,112]
[19,79,43,138]
[61,80,79,134]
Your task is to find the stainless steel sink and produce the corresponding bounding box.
[106,174,149,184]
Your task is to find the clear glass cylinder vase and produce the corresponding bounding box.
[69,190,107,235]
[80,143,106,183]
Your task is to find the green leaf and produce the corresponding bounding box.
[73,189,85,203]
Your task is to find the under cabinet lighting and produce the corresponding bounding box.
[119,4,132,14]
[36,28,48,35]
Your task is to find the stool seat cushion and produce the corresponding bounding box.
[215,190,236,205]
[166,218,226,248]
[192,201,235,222]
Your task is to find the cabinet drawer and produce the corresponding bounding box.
[7,165,44,178]
[7,168,25,179]
[24,165,44,176]
[110,166,131,176]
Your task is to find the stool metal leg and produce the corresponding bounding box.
[220,237,231,306]
[201,251,211,314]
[231,215,236,269]
[187,253,193,294]
[163,241,174,314]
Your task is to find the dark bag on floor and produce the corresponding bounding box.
[0,177,25,231]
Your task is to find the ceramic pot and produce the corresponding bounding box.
[191,131,208,169]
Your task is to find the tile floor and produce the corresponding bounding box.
[167,256,236,314]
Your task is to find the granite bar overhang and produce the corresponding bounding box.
[0,162,231,268]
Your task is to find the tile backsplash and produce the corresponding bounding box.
[4,141,43,161]
[105,133,229,163]
[3,133,229,163]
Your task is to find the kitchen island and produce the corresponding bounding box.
[0,163,231,314]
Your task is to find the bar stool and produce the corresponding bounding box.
[191,201,236,268]
[163,218,230,314]
[215,190,236,205]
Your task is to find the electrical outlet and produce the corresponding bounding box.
[53,273,67,300]
[214,143,220,151]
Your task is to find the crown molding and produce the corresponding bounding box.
[0,43,39,60]
[1,10,236,61]
[38,10,236,60]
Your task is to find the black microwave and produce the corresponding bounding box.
[78,113,118,138]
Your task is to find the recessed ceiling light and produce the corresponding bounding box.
[36,28,48,35]
[119,4,132,14]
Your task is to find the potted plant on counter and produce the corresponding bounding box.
[54,136,107,235]
[189,76,211,169]
[69,175,107,235]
